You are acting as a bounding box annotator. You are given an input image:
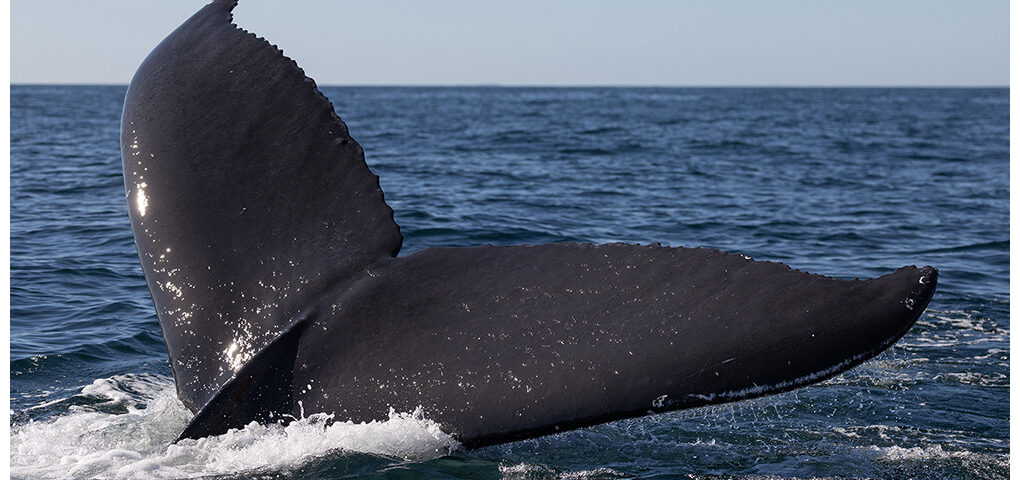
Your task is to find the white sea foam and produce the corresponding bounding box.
[11,374,459,479]
[498,462,556,478]
[497,463,628,480]
[558,467,629,478]
[861,443,1001,464]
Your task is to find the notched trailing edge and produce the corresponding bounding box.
[205,0,401,254]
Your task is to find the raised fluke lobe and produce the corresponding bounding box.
[122,0,400,411]
[122,0,938,447]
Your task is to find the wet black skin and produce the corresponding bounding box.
[121,0,938,447]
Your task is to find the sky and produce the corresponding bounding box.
[10,0,1009,86]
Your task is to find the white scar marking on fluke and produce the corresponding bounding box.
[689,275,926,403]
[688,351,871,402]
[693,328,912,401]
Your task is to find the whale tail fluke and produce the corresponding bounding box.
[123,1,938,447]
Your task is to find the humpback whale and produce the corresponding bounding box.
[121,0,937,448]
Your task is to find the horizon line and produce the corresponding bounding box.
[9,82,1010,89]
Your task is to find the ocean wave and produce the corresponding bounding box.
[11,374,459,480]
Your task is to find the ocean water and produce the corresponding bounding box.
[10,85,1008,479]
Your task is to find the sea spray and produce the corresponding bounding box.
[11,374,459,480]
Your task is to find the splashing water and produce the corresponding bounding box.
[10,374,460,480]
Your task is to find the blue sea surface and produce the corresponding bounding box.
[11,85,1009,479]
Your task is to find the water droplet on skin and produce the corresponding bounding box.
[135,184,149,216]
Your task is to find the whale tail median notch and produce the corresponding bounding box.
[124,1,938,446]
